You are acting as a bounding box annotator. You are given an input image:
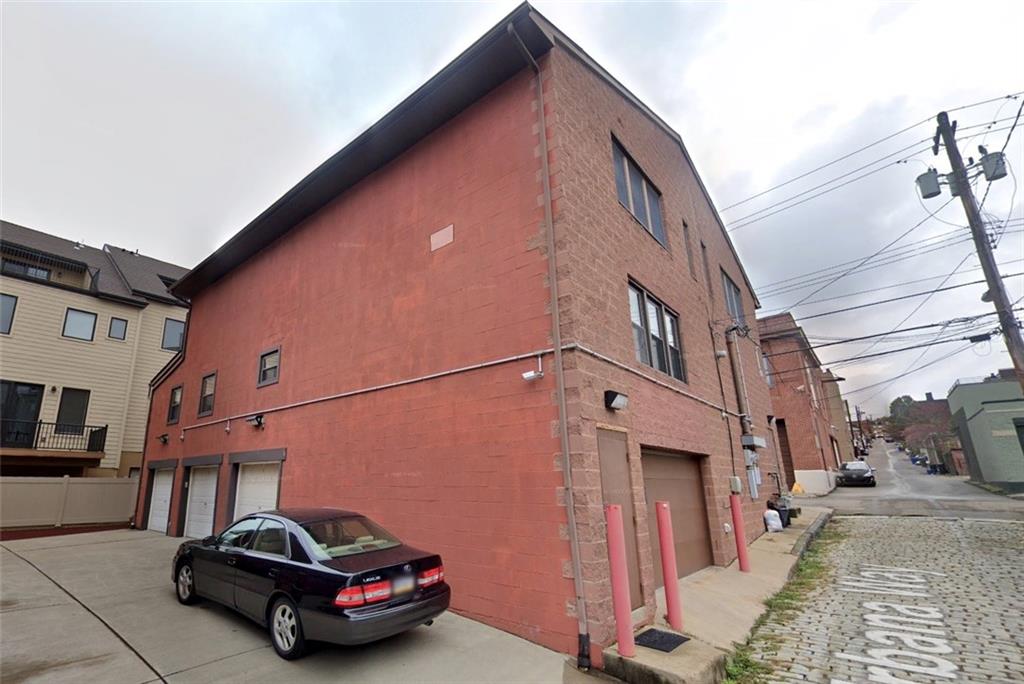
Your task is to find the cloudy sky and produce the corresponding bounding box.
[3,1,1022,416]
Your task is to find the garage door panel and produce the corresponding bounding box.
[147,470,174,534]
[234,462,280,520]
[184,467,218,539]
[641,450,713,587]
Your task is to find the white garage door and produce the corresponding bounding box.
[234,462,280,519]
[184,467,218,538]
[148,469,174,534]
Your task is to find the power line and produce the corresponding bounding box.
[795,271,1024,322]
[719,91,1024,212]
[978,97,1024,212]
[763,312,1003,357]
[840,343,977,396]
[760,259,1023,312]
[778,197,957,311]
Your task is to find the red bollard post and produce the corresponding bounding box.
[729,494,751,573]
[605,504,636,657]
[655,501,684,631]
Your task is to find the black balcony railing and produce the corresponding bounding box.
[0,419,108,452]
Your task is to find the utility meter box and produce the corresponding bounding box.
[981,151,1007,181]
[729,475,743,494]
[916,169,942,199]
[741,434,767,449]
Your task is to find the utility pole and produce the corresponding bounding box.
[935,111,1024,390]
[844,399,858,457]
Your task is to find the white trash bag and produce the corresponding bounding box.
[763,509,784,533]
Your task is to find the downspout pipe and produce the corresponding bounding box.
[507,24,591,670]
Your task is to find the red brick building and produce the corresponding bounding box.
[136,4,782,665]
[758,313,844,494]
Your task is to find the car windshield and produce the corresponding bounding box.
[299,516,401,559]
[841,462,870,471]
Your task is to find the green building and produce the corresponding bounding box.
[947,369,1024,493]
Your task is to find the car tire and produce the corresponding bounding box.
[176,562,199,605]
[269,596,307,660]
[869,481,877,487]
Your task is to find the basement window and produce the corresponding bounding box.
[612,140,666,245]
[628,283,685,382]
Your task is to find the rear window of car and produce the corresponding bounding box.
[299,516,401,559]
[842,462,869,471]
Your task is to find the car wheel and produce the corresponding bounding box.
[176,562,199,605]
[869,481,877,487]
[269,597,306,660]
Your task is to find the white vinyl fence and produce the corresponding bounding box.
[0,476,139,528]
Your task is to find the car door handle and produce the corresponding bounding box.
[268,568,279,579]
[227,557,237,566]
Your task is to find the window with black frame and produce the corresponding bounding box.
[721,270,746,325]
[612,140,666,245]
[198,373,216,416]
[628,283,685,382]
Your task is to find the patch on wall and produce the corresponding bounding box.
[430,224,454,252]
[991,429,1016,437]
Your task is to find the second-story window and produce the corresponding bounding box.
[198,373,216,417]
[109,317,128,340]
[612,140,666,245]
[258,348,280,387]
[162,318,185,351]
[1,294,16,334]
[167,385,183,424]
[721,271,745,325]
[62,308,97,341]
[628,283,686,381]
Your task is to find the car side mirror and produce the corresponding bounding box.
[202,535,217,546]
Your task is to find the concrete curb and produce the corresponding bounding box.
[789,509,833,558]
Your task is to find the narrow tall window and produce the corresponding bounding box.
[62,308,97,341]
[628,283,685,381]
[162,318,185,351]
[682,221,696,278]
[700,241,713,294]
[0,294,16,334]
[258,348,280,387]
[167,385,183,424]
[612,140,666,245]
[198,373,216,416]
[721,271,745,325]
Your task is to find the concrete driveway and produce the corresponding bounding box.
[0,530,567,683]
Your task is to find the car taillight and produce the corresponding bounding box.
[362,580,392,603]
[334,586,365,607]
[417,565,444,587]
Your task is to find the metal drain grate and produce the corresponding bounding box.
[635,628,689,653]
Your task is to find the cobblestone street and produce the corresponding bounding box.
[746,516,1024,683]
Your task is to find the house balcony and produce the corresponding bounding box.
[0,420,107,472]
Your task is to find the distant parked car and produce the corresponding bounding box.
[836,461,877,487]
[172,508,450,659]
[911,455,928,466]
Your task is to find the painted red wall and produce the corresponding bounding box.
[138,65,580,653]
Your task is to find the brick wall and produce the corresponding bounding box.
[545,47,782,650]
[137,65,581,654]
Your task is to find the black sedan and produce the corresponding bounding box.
[172,508,450,659]
[836,461,877,487]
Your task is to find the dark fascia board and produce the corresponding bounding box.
[172,2,551,300]
[527,7,761,309]
[183,454,223,467]
[229,448,287,465]
[147,458,178,470]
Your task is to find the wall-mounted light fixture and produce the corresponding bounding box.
[245,414,265,429]
[157,433,169,445]
[604,390,628,411]
[521,356,544,382]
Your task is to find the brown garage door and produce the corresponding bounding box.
[641,449,713,587]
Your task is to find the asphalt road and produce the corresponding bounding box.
[815,441,1024,520]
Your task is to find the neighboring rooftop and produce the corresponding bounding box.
[0,219,189,306]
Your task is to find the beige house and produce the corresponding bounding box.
[0,221,188,477]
